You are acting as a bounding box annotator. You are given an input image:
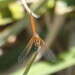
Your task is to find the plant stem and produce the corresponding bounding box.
[23,51,38,75]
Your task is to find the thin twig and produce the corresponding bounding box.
[23,51,38,75]
[20,0,40,18]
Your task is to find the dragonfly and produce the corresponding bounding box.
[18,0,56,75]
[18,15,46,63]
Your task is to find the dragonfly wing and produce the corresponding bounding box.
[37,41,57,62]
[18,38,33,64]
[43,49,57,62]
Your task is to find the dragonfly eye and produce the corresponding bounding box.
[33,39,40,46]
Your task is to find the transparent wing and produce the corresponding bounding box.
[18,37,33,64]
[22,47,41,75]
[43,43,57,62]
[37,39,57,62]
[18,37,40,64]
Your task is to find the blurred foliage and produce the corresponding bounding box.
[0,2,25,25]
[0,0,75,75]
[63,0,75,6]
[0,0,74,25]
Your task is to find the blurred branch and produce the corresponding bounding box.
[0,16,29,46]
[23,51,38,75]
[20,0,40,18]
